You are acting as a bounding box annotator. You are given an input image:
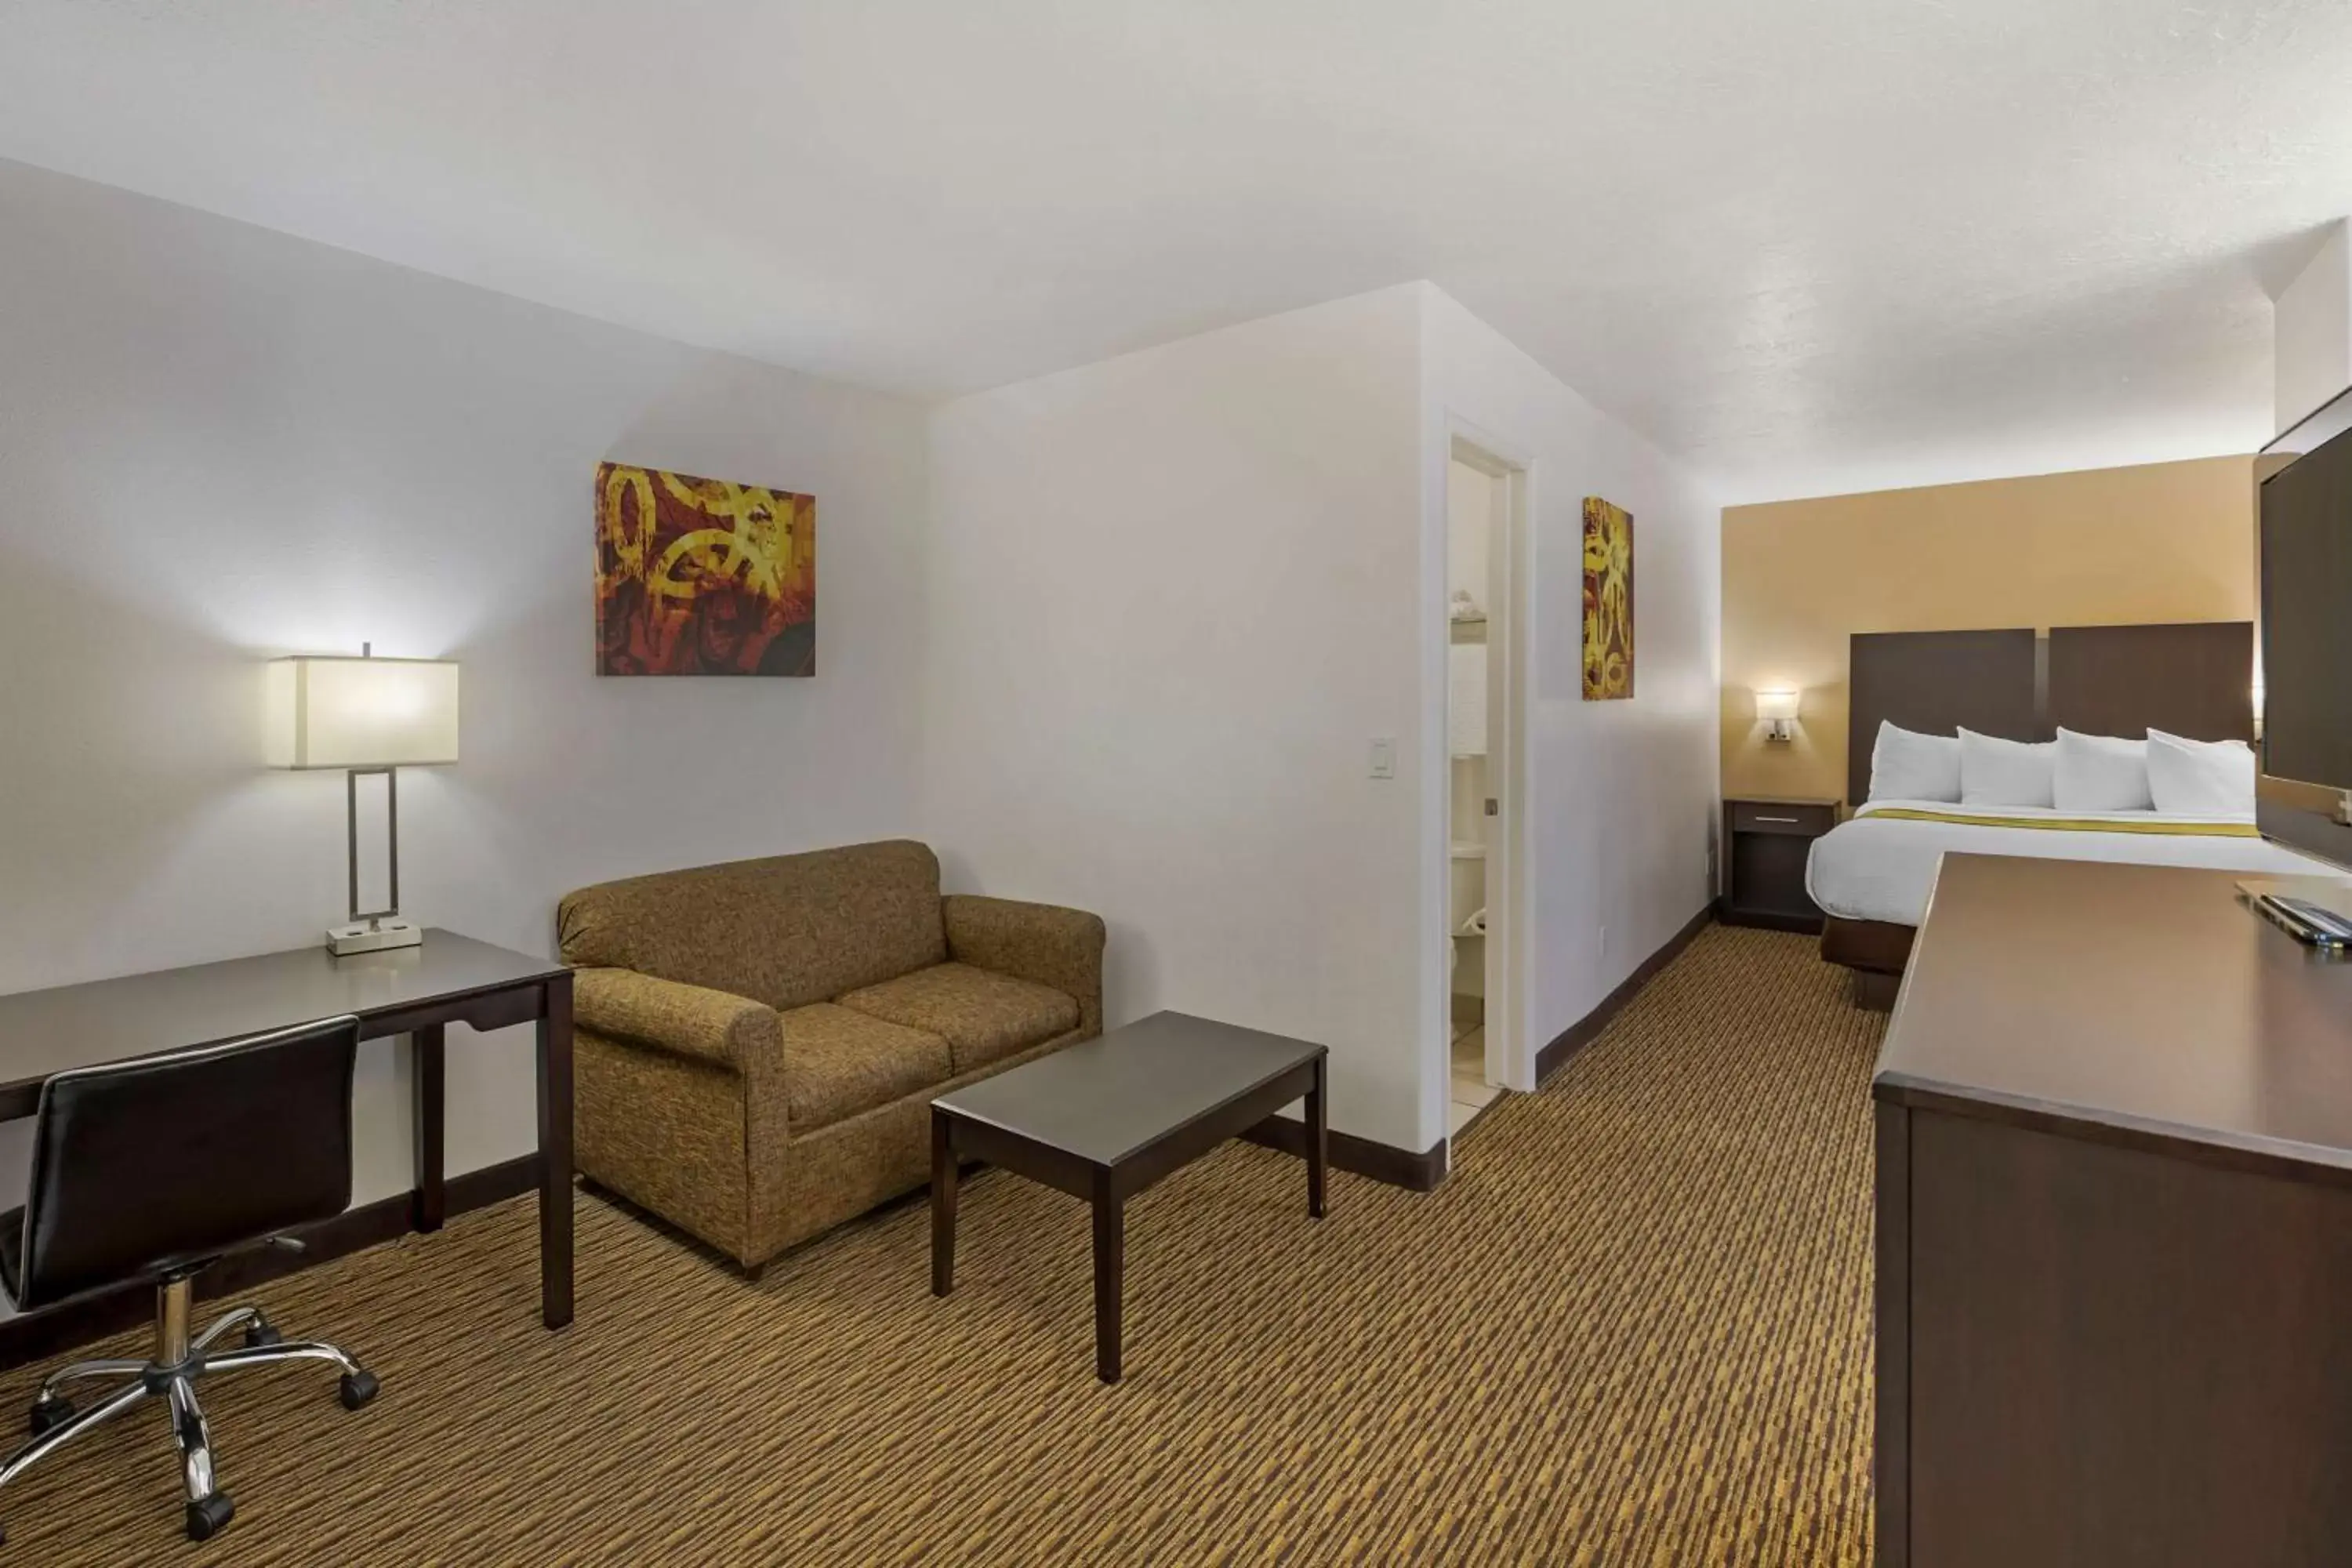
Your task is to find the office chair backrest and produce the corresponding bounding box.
[16,1015,360,1311]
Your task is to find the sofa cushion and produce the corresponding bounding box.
[557,840,947,1013]
[782,1004,954,1136]
[837,964,1080,1075]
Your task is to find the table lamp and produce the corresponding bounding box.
[267,644,460,956]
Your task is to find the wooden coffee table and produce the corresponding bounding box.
[929,1010,1328,1383]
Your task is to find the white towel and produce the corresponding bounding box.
[1449,644,1487,756]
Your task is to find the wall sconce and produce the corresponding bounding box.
[2252,677,2266,744]
[1756,688,1800,742]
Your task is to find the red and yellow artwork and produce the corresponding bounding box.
[1581,496,1633,700]
[594,463,815,677]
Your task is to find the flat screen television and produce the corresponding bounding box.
[2259,383,2352,796]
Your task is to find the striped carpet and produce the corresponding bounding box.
[0,925,1882,1565]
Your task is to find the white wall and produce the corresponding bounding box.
[921,287,1433,1152]
[2277,220,2352,436]
[0,160,929,1229]
[1418,286,1721,1128]
[922,282,1721,1157]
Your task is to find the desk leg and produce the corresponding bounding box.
[931,1108,957,1297]
[1307,1053,1328,1220]
[1092,1174,1123,1385]
[412,1025,446,1232]
[536,974,575,1330]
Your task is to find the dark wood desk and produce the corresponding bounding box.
[0,931,575,1341]
[1874,855,2352,1568]
[930,1011,1327,1384]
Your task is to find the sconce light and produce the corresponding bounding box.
[2252,677,2266,744]
[1756,688,1800,742]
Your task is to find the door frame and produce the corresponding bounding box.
[1443,427,1532,1109]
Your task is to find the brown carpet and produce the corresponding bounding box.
[0,925,1882,1565]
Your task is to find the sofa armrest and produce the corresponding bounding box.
[942,895,1106,1036]
[571,967,781,1070]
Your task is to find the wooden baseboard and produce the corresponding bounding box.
[0,1153,543,1372]
[1536,906,1712,1086]
[1240,1118,1447,1192]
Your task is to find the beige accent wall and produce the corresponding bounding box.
[1721,456,2256,804]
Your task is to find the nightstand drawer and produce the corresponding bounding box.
[1730,801,1836,837]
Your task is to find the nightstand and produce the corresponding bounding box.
[1719,797,1839,933]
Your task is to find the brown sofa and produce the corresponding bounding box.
[556,840,1104,1275]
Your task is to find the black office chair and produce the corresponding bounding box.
[0,1015,380,1544]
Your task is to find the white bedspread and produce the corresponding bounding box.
[1803,800,2334,927]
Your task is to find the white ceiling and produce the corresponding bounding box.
[5,1,2352,502]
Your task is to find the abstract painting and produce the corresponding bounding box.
[1581,496,1633,700]
[594,463,815,677]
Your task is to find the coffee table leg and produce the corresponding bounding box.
[931,1107,957,1297]
[1307,1051,1328,1219]
[1092,1174,1123,1385]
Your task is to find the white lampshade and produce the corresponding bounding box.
[1755,689,1800,722]
[267,655,460,769]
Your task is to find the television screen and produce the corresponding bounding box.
[2261,413,2352,793]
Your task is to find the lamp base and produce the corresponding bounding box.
[325,919,423,957]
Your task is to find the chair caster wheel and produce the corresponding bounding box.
[27,1394,73,1438]
[339,1370,379,1410]
[185,1490,235,1541]
[243,1321,282,1348]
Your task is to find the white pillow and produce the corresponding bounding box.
[1867,721,1960,803]
[2144,728,2256,816]
[2052,728,2152,813]
[1958,728,2056,808]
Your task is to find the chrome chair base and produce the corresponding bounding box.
[0,1278,377,1544]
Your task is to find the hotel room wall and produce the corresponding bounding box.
[2277,220,2352,437]
[922,286,1432,1152]
[1419,287,1722,1107]
[925,284,1722,1156]
[0,158,931,1244]
[1720,456,2256,804]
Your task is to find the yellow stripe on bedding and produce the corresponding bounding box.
[1861,808,2262,837]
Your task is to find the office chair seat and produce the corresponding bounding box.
[0,1018,380,1547]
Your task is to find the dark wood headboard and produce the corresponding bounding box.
[2045,622,2253,743]
[1846,621,2254,805]
[1847,630,2038,807]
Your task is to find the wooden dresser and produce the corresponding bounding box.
[1874,854,2352,1568]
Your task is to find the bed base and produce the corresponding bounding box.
[1820,916,1915,1012]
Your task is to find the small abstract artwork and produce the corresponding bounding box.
[594,463,815,677]
[1581,496,1634,700]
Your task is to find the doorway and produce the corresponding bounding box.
[1443,437,1523,1142]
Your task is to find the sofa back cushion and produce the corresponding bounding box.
[557,840,948,1012]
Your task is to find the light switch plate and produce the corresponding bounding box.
[1369,738,1396,779]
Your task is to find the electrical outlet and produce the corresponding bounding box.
[1369,738,1396,779]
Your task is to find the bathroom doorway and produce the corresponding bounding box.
[1444,437,1523,1140]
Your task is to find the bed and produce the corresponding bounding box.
[1811,800,2321,921]
[1812,620,2341,1007]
